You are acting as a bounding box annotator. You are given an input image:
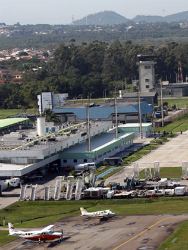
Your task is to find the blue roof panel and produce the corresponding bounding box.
[53,102,153,120]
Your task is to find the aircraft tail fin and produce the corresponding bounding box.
[80,207,88,216]
[8,223,15,235]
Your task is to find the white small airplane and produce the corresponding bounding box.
[8,223,63,243]
[80,207,115,219]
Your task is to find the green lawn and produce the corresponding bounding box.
[1,198,188,228]
[158,220,188,250]
[0,109,38,119]
[156,115,188,133]
[0,230,16,246]
[67,98,112,105]
[164,98,188,109]
[140,167,182,179]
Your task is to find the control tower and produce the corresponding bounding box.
[137,55,156,93]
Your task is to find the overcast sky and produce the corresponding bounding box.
[0,0,188,25]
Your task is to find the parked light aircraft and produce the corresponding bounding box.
[8,223,63,243]
[80,207,115,219]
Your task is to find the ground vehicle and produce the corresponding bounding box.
[75,162,96,172]
[7,178,21,187]
[174,186,186,196]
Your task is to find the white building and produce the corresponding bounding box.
[37,92,68,114]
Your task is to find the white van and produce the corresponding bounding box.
[8,178,21,188]
[75,162,96,172]
[175,186,186,196]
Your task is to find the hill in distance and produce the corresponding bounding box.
[165,11,188,22]
[73,11,129,25]
[133,15,164,23]
[73,10,188,26]
[133,11,188,23]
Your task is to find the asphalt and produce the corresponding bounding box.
[2,214,188,250]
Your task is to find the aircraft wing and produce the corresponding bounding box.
[98,214,109,218]
[41,225,54,232]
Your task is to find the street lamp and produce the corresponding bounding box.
[160,80,164,127]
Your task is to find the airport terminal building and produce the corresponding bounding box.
[0,116,152,178]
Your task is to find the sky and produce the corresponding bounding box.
[0,0,188,25]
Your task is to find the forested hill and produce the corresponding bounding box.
[73,11,129,25]
[165,11,188,22]
[133,11,188,23]
[74,10,188,25]
[1,41,188,109]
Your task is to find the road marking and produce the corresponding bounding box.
[112,217,169,250]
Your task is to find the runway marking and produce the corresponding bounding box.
[112,217,170,250]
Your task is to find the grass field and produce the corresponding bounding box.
[164,98,188,109]
[124,144,158,165]
[0,109,38,119]
[139,167,182,179]
[156,114,188,133]
[1,198,188,228]
[68,97,188,108]
[0,230,16,246]
[67,98,110,105]
[159,220,188,250]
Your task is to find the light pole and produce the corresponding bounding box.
[138,90,143,139]
[160,80,164,127]
[114,88,118,139]
[87,93,91,152]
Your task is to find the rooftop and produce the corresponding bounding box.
[53,102,153,120]
[62,130,134,153]
[0,118,29,129]
[119,123,152,128]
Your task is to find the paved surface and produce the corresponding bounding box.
[0,174,64,209]
[0,188,20,209]
[138,131,188,167]
[106,131,188,184]
[2,214,188,250]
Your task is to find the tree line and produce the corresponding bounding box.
[1,40,188,108]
